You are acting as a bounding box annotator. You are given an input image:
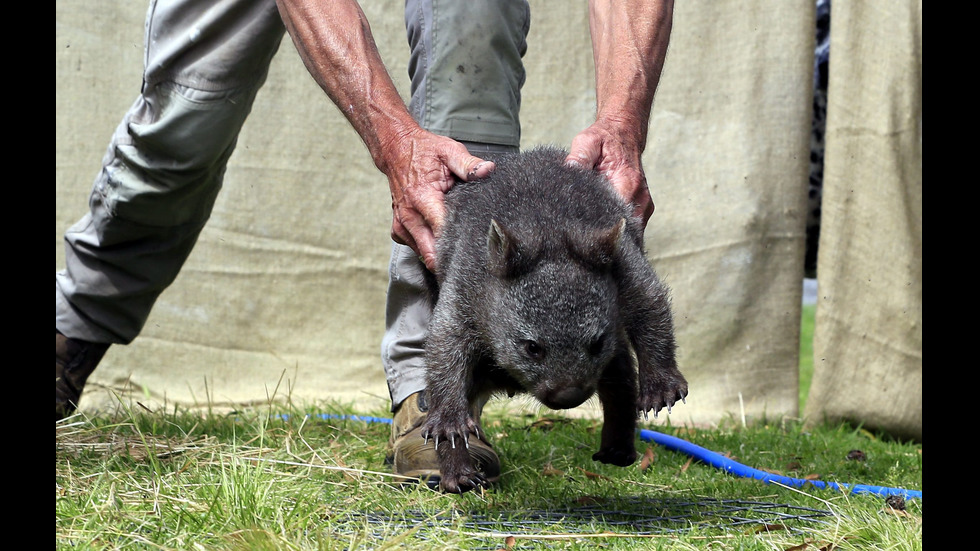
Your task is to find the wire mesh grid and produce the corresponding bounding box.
[337,495,835,546]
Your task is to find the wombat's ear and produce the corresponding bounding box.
[569,217,627,271]
[487,219,521,278]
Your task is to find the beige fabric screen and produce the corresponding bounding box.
[57,0,919,439]
[803,1,922,441]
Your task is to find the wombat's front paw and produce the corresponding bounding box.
[638,370,689,419]
[420,413,482,451]
[420,414,489,493]
[592,443,637,467]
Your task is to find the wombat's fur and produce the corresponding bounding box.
[422,145,687,493]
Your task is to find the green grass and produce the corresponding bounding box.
[57,402,921,549]
[57,304,920,549]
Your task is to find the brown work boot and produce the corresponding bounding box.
[56,330,110,421]
[386,391,500,489]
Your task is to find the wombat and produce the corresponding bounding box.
[421,145,688,493]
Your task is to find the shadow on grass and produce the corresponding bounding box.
[334,493,835,543]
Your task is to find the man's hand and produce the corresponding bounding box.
[275,0,494,273]
[568,0,673,231]
[385,128,494,272]
[566,120,655,229]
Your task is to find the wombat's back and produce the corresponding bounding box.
[439,146,640,268]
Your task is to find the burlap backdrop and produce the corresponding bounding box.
[802,1,922,441]
[56,1,921,439]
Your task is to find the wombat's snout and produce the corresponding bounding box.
[540,385,594,410]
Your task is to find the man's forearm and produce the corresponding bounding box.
[588,0,673,153]
[275,0,495,269]
[276,0,417,175]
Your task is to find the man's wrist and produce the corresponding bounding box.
[592,112,648,156]
[368,115,422,176]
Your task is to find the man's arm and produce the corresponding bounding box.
[275,0,493,271]
[567,0,674,228]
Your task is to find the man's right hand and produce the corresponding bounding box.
[275,0,493,273]
[566,119,655,230]
[383,127,494,273]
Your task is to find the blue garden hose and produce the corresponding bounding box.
[283,413,393,425]
[284,413,921,500]
[638,428,921,500]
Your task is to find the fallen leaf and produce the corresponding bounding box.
[724,451,742,462]
[680,457,693,474]
[529,417,571,431]
[530,418,555,430]
[576,467,611,481]
[639,447,656,471]
[676,427,699,438]
[884,508,913,518]
[804,473,821,481]
[542,462,564,477]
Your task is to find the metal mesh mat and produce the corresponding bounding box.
[338,495,835,546]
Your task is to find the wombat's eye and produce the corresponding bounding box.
[519,340,546,360]
[588,335,606,357]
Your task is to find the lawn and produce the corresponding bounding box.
[56,302,922,550]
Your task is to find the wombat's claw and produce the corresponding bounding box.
[450,434,456,449]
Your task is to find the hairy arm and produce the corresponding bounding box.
[567,0,674,228]
[276,0,493,271]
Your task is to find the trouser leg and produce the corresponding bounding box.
[56,0,286,344]
[382,0,530,410]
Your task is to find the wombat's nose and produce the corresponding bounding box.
[542,386,593,410]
